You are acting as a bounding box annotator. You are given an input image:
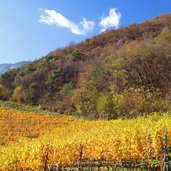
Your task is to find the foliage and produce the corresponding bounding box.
[96,93,115,119]
[113,88,167,118]
[0,14,171,118]
[65,49,81,62]
[0,107,171,170]
[60,82,74,98]
[45,67,61,95]
[29,83,38,103]
[46,55,56,63]
[0,84,11,100]
[12,86,27,103]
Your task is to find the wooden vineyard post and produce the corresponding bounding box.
[44,151,48,171]
[163,129,169,171]
[78,145,83,171]
[112,164,116,171]
[106,160,109,171]
[97,163,100,171]
[58,165,62,171]
[88,159,93,171]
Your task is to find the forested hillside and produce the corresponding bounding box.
[0,14,171,119]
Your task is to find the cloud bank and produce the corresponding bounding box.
[99,8,121,32]
[39,9,95,35]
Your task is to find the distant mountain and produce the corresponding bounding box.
[0,61,29,75]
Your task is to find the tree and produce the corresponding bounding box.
[12,86,27,103]
[0,84,11,100]
[96,93,115,119]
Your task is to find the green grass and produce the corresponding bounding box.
[0,100,60,115]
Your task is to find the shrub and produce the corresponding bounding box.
[45,67,61,94]
[29,83,38,103]
[65,49,81,62]
[72,88,98,119]
[11,86,27,103]
[117,88,167,118]
[46,55,56,63]
[96,93,116,119]
[0,84,11,100]
[60,82,74,98]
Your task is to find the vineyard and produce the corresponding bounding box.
[0,107,171,170]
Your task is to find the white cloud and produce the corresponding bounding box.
[39,9,95,36]
[99,8,121,32]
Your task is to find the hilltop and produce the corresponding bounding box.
[0,13,171,119]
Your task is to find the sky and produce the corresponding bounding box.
[0,0,171,64]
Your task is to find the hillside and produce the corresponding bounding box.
[0,13,171,119]
[0,61,29,75]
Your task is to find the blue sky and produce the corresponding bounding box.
[0,0,171,64]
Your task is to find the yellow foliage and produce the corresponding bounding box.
[11,86,27,103]
[0,107,170,170]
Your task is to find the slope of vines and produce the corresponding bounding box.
[0,107,170,170]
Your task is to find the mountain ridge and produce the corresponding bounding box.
[0,61,29,75]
